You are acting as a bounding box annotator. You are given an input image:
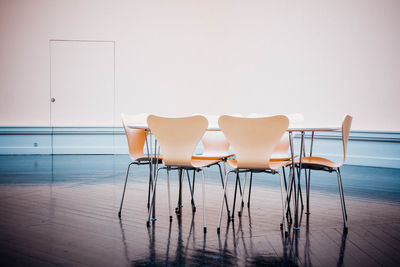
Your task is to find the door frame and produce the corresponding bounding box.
[49,39,116,154]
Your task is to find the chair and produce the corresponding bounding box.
[296,114,352,229]
[146,115,220,233]
[118,114,161,218]
[245,113,304,209]
[217,115,292,234]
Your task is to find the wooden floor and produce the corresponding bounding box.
[0,155,399,266]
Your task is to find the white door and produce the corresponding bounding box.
[50,40,115,154]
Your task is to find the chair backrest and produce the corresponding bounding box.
[121,114,147,161]
[202,131,230,155]
[147,115,208,167]
[219,115,289,169]
[341,114,353,164]
[247,113,304,156]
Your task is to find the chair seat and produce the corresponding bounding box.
[270,153,298,161]
[190,158,221,168]
[163,158,220,168]
[192,153,234,161]
[227,159,292,171]
[295,156,341,169]
[271,152,290,160]
[131,154,163,162]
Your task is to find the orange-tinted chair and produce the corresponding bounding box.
[147,115,220,233]
[245,113,304,209]
[296,114,352,229]
[118,114,161,218]
[217,115,292,234]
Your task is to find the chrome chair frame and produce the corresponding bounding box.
[147,165,208,233]
[217,168,289,235]
[118,129,161,218]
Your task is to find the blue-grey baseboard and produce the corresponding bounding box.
[0,127,399,169]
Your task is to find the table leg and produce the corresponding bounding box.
[152,139,159,220]
[306,131,314,215]
[295,131,305,230]
[147,135,158,221]
[231,171,239,222]
[145,130,152,210]
[288,131,299,230]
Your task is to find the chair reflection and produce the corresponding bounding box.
[119,212,348,266]
[218,214,299,266]
[279,214,348,267]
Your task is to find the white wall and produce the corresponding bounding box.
[1,0,400,130]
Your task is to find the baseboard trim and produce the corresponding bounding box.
[0,127,399,169]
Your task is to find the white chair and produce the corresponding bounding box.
[245,113,304,210]
[296,115,352,229]
[217,115,292,234]
[118,114,161,218]
[147,115,220,233]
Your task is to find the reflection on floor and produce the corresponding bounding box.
[0,155,399,266]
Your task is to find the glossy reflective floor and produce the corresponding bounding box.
[0,155,400,266]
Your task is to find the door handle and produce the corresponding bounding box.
[51,97,56,102]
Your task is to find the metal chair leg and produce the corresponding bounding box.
[217,163,230,219]
[186,169,196,212]
[284,167,293,224]
[306,168,311,215]
[200,169,207,233]
[278,171,289,235]
[223,160,227,176]
[247,172,253,208]
[237,174,244,208]
[118,162,134,218]
[176,169,183,215]
[282,167,287,189]
[337,168,347,219]
[147,163,152,209]
[231,172,239,221]
[147,167,161,226]
[285,166,294,224]
[167,168,172,221]
[297,169,304,210]
[238,172,248,217]
[217,170,233,233]
[336,168,348,229]
[192,170,196,193]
